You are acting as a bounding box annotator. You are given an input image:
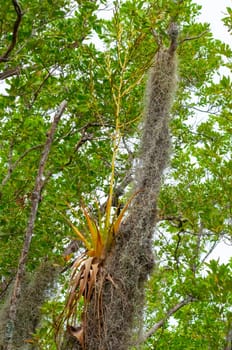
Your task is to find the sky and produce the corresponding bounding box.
[196,0,231,44]
[195,0,232,264]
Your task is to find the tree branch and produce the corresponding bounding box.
[0,144,43,189]
[28,65,59,109]
[224,326,232,350]
[138,296,196,345]
[178,30,209,45]
[200,239,218,265]
[168,22,179,54]
[0,277,14,301]
[0,66,21,80]
[0,0,23,63]
[5,100,67,350]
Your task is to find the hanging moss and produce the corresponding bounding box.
[66,38,178,349]
[0,261,59,349]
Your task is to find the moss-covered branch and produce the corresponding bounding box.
[65,26,178,350]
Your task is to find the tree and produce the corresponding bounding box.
[0,1,231,349]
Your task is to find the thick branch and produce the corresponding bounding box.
[0,0,23,63]
[5,100,67,350]
[138,296,196,344]
[168,22,179,54]
[224,327,232,350]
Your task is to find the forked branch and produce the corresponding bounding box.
[0,66,21,80]
[138,296,196,345]
[5,100,67,350]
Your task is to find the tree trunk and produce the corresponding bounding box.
[66,27,178,350]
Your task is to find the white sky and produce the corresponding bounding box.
[195,0,232,264]
[196,0,232,44]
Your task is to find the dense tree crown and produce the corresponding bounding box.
[0,0,231,349]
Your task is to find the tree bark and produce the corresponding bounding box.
[4,101,67,350]
[65,27,178,350]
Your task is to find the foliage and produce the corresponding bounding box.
[0,0,231,349]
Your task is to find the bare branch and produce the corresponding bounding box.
[174,230,182,271]
[138,296,196,345]
[200,239,218,265]
[192,106,220,116]
[0,66,21,80]
[178,30,209,45]
[28,65,59,109]
[0,277,14,301]
[0,0,23,63]
[1,144,43,189]
[5,100,67,349]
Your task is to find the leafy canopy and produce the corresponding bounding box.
[0,0,231,348]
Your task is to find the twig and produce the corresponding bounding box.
[5,100,67,350]
[191,105,220,116]
[178,30,209,45]
[58,129,95,168]
[0,0,23,63]
[27,66,58,109]
[200,239,218,265]
[33,122,105,196]
[191,222,203,274]
[174,230,182,271]
[1,144,43,189]
[0,66,21,80]
[0,63,40,81]
[0,277,14,300]
[138,296,196,345]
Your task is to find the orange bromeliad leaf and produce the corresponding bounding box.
[64,254,71,262]
[81,204,104,257]
[87,262,99,301]
[68,326,84,348]
[105,193,113,231]
[79,257,93,299]
[72,253,86,269]
[69,221,91,250]
[58,209,91,250]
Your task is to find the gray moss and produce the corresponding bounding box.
[75,48,178,350]
[0,261,59,349]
